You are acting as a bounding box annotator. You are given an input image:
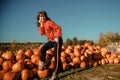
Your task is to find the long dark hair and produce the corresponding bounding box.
[36,11,50,27]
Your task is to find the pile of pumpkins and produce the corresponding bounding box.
[0,42,120,80]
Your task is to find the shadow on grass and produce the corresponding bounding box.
[58,67,91,79]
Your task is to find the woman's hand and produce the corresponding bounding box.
[54,37,59,42]
[39,20,43,26]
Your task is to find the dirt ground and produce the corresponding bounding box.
[58,64,120,80]
[35,64,120,80]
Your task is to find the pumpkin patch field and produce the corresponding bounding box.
[0,43,120,80]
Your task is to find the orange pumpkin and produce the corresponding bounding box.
[108,57,114,64]
[46,49,54,55]
[74,49,81,57]
[74,45,81,49]
[2,60,14,71]
[31,54,40,65]
[12,61,24,72]
[62,62,70,71]
[84,42,91,47]
[17,49,25,55]
[80,61,86,69]
[16,53,25,61]
[2,51,14,60]
[37,69,50,78]
[0,70,7,80]
[114,58,119,64]
[101,59,106,65]
[91,60,98,67]
[3,71,20,80]
[32,48,40,56]
[72,57,81,64]
[111,52,117,58]
[65,48,72,54]
[60,57,66,63]
[61,51,67,58]
[24,59,34,69]
[25,50,33,58]
[21,69,34,80]
[80,55,86,61]
[0,57,3,66]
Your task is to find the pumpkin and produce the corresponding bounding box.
[88,45,94,51]
[93,53,102,60]
[67,46,74,50]
[24,59,34,69]
[81,49,85,55]
[74,45,81,49]
[108,57,114,64]
[16,53,25,61]
[25,50,33,58]
[17,49,25,55]
[60,57,66,63]
[3,71,20,80]
[2,60,14,71]
[80,61,86,69]
[2,51,14,60]
[46,49,54,55]
[37,69,50,78]
[31,54,40,65]
[62,62,70,71]
[80,55,86,61]
[12,61,24,72]
[32,68,38,77]
[104,58,109,64]
[49,61,55,70]
[61,51,67,58]
[91,60,98,67]
[0,70,7,80]
[114,58,119,64]
[65,48,72,54]
[21,69,34,80]
[84,42,91,48]
[101,48,108,53]
[0,57,3,66]
[106,54,111,59]
[101,59,106,65]
[33,48,40,56]
[86,49,93,55]
[69,52,75,59]
[72,57,81,64]
[74,49,81,57]
[111,52,117,58]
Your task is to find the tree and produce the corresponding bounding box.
[98,32,120,47]
[72,37,78,46]
[65,38,72,46]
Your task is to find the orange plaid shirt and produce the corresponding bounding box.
[38,20,62,42]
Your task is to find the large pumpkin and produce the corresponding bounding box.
[37,69,50,78]
[21,69,34,80]
[24,50,33,58]
[2,51,14,60]
[3,71,20,80]
[12,61,24,72]
[0,70,7,80]
[2,60,14,71]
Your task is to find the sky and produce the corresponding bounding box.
[0,0,120,43]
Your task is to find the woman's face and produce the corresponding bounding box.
[39,14,46,23]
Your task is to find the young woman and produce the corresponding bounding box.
[36,10,63,79]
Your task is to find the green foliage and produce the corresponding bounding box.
[98,32,120,47]
[64,37,94,46]
[72,37,78,46]
[65,38,72,46]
